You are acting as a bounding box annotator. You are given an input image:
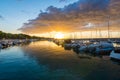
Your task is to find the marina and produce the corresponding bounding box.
[0,0,120,80]
[1,38,120,62]
[0,39,38,49]
[53,39,120,61]
[0,41,120,80]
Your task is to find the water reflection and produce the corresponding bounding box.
[0,41,120,80]
[21,41,120,80]
[63,42,120,65]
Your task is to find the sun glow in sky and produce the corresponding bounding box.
[54,32,64,39]
[0,0,120,38]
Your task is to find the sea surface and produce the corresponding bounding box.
[0,41,120,80]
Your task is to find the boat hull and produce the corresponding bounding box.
[110,51,120,60]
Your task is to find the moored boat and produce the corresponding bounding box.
[0,44,3,49]
[110,50,120,60]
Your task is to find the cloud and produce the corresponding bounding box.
[19,0,120,34]
[21,10,29,14]
[0,15,4,20]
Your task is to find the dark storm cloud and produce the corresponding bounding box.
[19,0,120,34]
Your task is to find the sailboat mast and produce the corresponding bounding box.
[107,16,110,39]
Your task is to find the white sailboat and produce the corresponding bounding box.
[110,50,120,60]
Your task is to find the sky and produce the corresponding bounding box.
[0,0,78,33]
[0,0,120,38]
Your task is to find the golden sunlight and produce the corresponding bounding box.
[54,32,64,39]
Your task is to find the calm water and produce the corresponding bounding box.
[0,41,120,80]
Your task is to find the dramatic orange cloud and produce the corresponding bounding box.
[19,0,120,34]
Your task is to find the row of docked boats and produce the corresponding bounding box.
[53,39,120,61]
[0,39,37,49]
